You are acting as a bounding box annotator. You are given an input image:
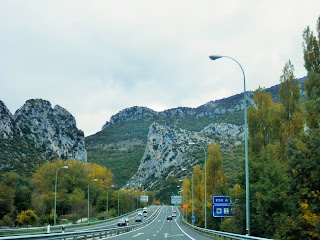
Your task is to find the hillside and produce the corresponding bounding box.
[0,99,87,176]
[86,78,306,194]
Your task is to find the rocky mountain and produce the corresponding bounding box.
[87,92,253,190]
[0,99,87,175]
[102,92,254,129]
[125,122,244,190]
[87,77,306,197]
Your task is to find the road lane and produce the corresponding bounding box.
[106,205,216,240]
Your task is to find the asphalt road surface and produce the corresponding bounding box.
[107,205,215,240]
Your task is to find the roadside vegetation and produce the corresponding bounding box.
[180,16,320,239]
[0,159,155,228]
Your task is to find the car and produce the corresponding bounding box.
[143,207,147,213]
[125,217,129,224]
[143,212,147,218]
[138,212,143,216]
[135,216,142,222]
[167,215,173,220]
[172,213,177,218]
[117,218,127,226]
[173,210,177,213]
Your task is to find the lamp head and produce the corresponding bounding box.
[188,142,195,145]
[209,55,222,61]
[93,179,98,182]
[63,166,68,169]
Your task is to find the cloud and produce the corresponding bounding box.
[0,0,319,136]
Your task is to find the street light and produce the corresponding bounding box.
[106,185,114,219]
[182,168,194,225]
[54,166,68,225]
[209,55,250,235]
[117,190,120,216]
[189,141,207,229]
[88,179,98,223]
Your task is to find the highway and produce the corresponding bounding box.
[107,205,215,240]
[0,205,217,239]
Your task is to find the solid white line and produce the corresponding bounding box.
[100,206,164,239]
[174,209,195,240]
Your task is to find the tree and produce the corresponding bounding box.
[0,184,14,219]
[279,60,304,142]
[247,88,278,155]
[206,142,227,198]
[86,163,114,189]
[31,159,114,219]
[17,210,38,226]
[303,16,320,129]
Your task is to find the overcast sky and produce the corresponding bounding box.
[1,1,319,136]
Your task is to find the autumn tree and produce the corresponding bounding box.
[284,16,320,239]
[17,210,38,226]
[303,16,320,129]
[206,142,227,198]
[279,60,304,146]
[247,88,279,156]
[31,159,114,222]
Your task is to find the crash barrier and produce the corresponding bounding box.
[0,206,161,240]
[0,207,147,234]
[182,218,274,240]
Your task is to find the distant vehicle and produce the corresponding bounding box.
[125,217,129,224]
[138,212,143,216]
[117,218,127,226]
[173,210,177,213]
[143,207,147,213]
[172,213,177,218]
[143,212,148,218]
[167,215,173,220]
[135,216,142,222]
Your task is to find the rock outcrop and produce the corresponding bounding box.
[0,99,87,165]
[125,122,243,190]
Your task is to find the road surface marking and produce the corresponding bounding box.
[167,234,184,238]
[174,209,195,240]
[132,233,144,237]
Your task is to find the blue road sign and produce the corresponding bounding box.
[213,205,233,217]
[213,195,231,205]
[192,216,195,223]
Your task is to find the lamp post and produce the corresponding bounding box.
[118,190,120,216]
[88,179,98,223]
[209,55,250,235]
[54,166,68,225]
[106,185,114,219]
[189,142,207,229]
[182,168,194,225]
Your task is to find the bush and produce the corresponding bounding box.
[17,210,38,226]
[3,214,13,226]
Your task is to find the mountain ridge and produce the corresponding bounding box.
[0,99,87,176]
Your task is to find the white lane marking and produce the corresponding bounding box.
[164,233,169,238]
[167,234,184,238]
[174,208,196,240]
[132,232,144,238]
[103,205,164,239]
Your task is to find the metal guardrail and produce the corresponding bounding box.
[182,218,274,240]
[0,207,145,234]
[0,206,161,240]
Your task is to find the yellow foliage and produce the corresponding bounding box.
[299,202,320,238]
